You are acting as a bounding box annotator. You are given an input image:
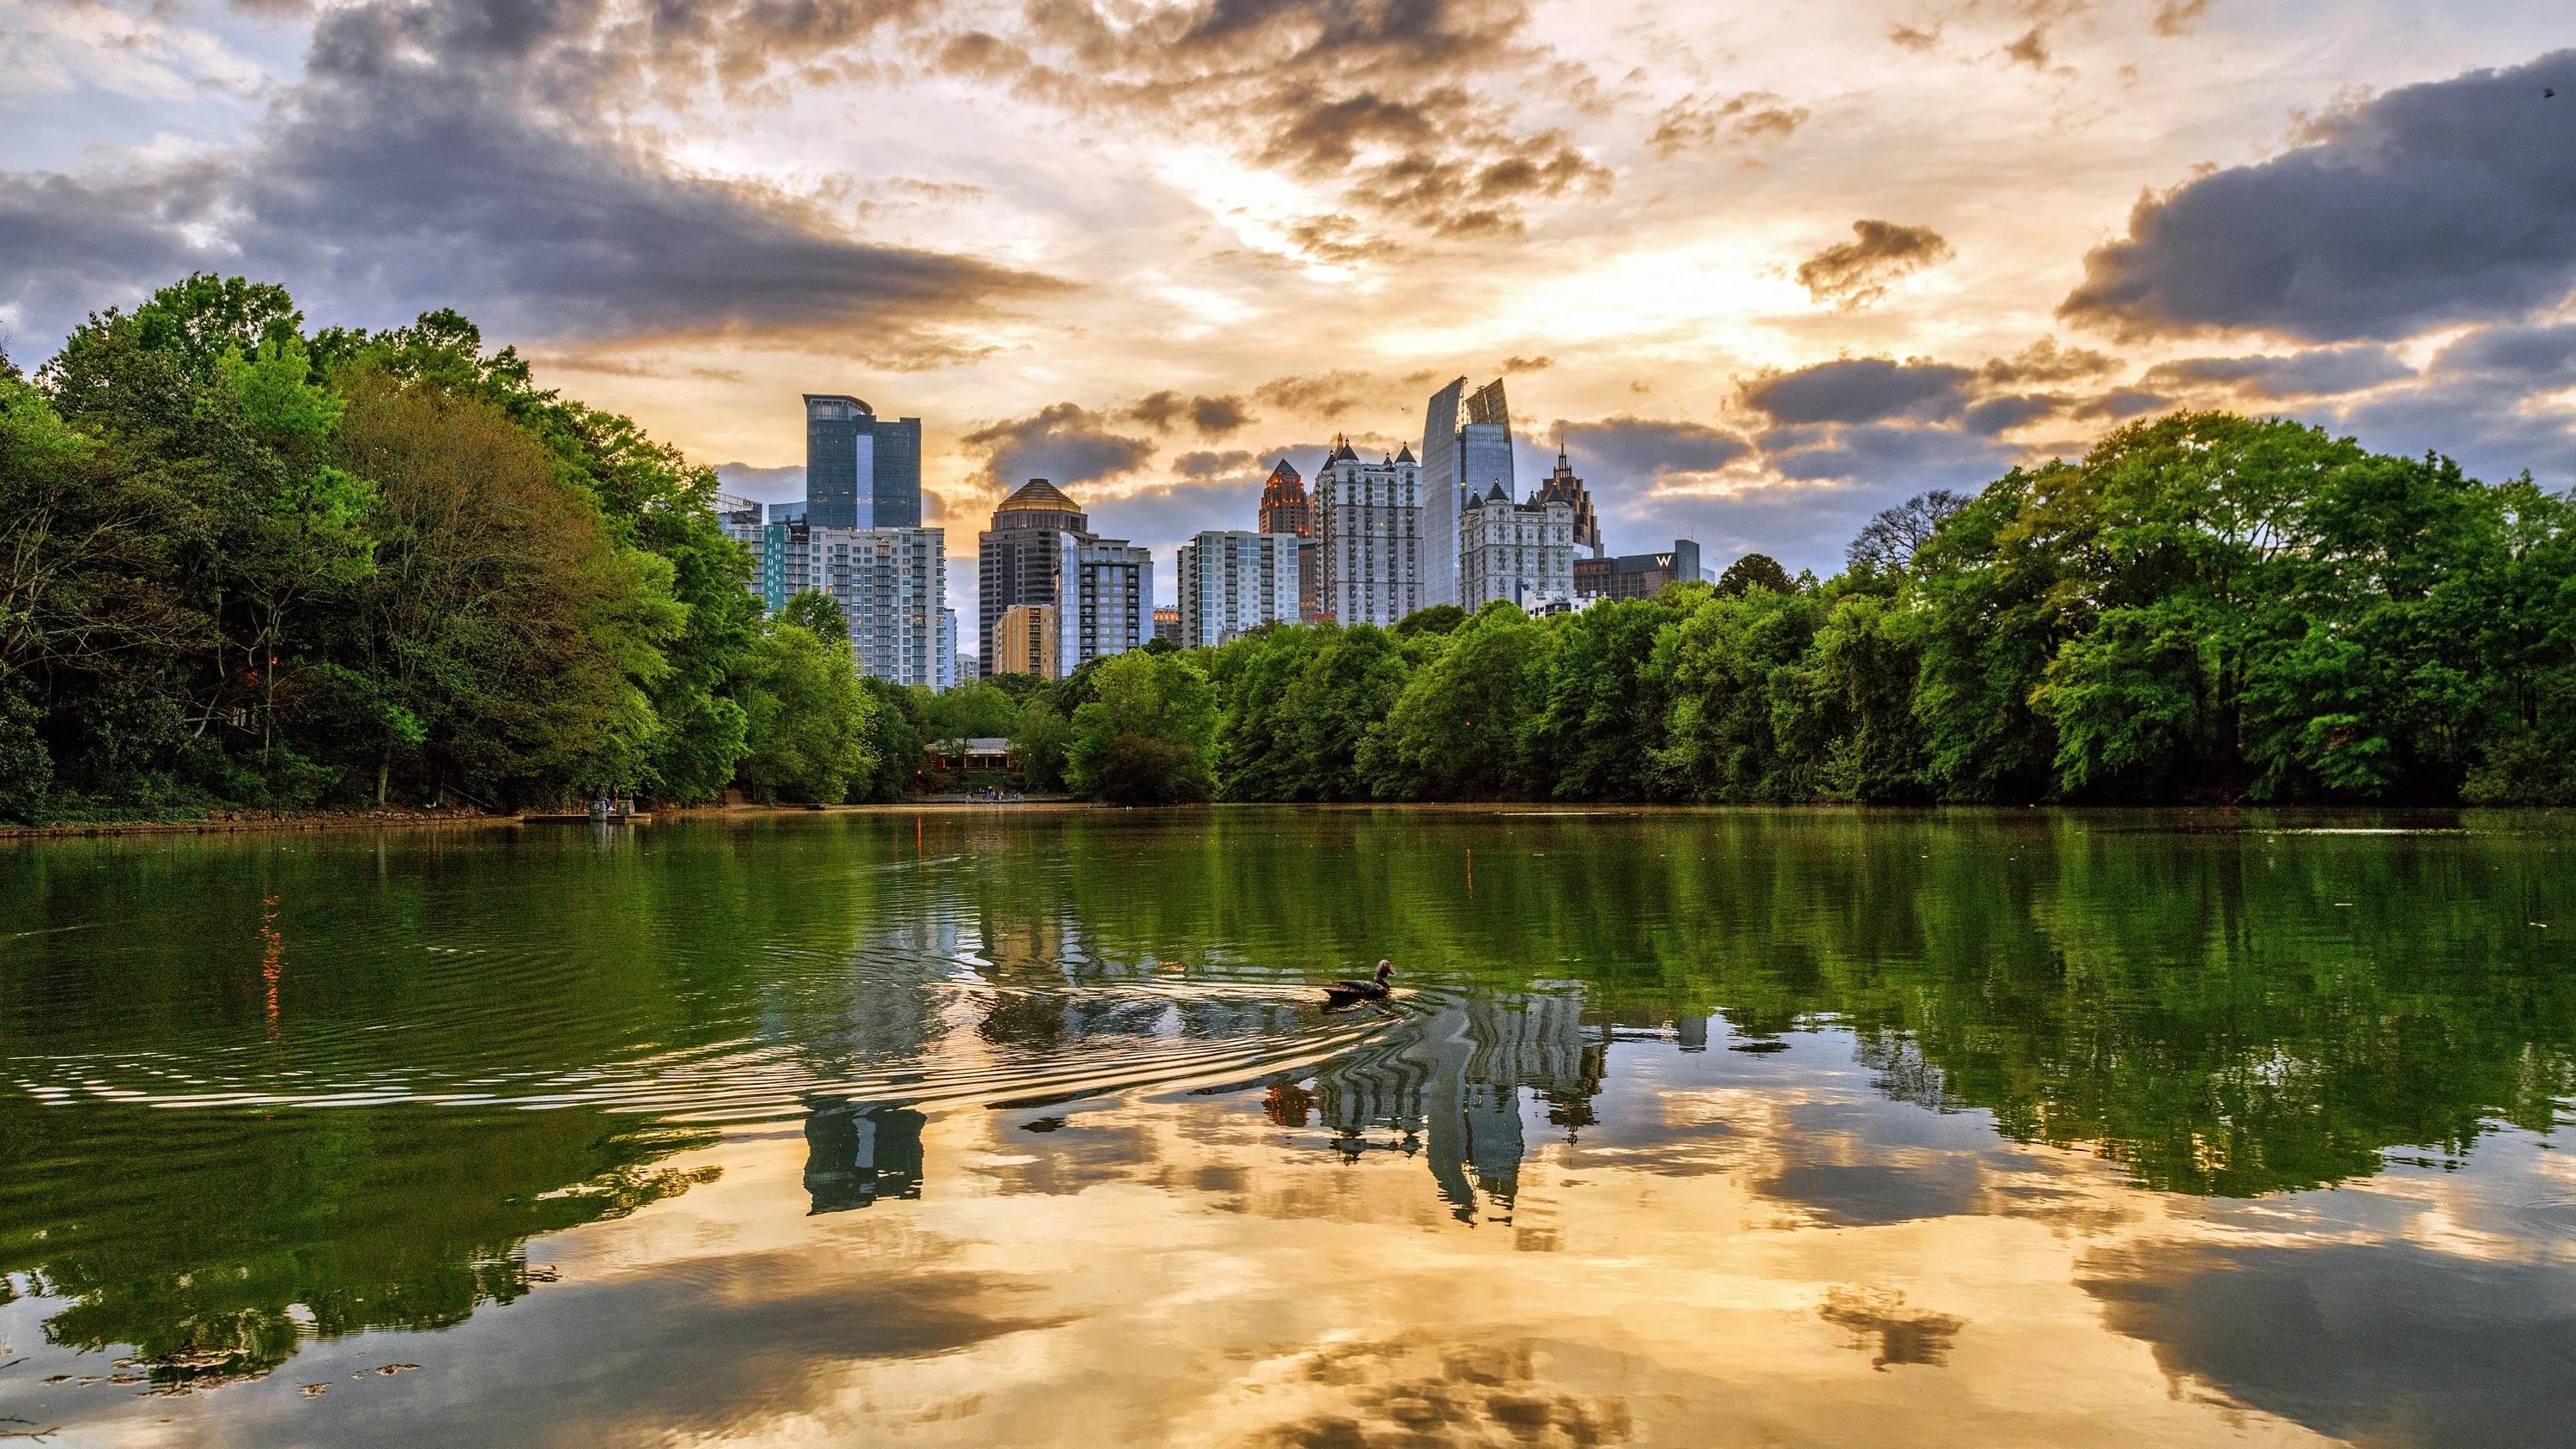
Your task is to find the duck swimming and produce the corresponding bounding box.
[1321,959,1394,1008]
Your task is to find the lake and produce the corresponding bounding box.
[1,807,2571,1447]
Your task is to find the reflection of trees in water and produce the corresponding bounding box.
[930,809,2576,1198]
[0,1104,714,1391]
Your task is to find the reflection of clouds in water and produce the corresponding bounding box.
[2081,1239,2576,1447]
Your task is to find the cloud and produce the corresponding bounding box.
[2141,345,2415,399]
[2425,320,2576,382]
[1252,369,1382,416]
[2069,387,2170,420]
[929,0,1603,247]
[1888,23,1940,52]
[2153,0,2211,37]
[2003,27,2052,69]
[0,2,1063,360]
[1280,213,1408,265]
[1555,416,1756,490]
[2082,1242,2576,1448]
[1759,422,2016,487]
[1174,448,1260,479]
[1962,393,2068,435]
[1126,390,1253,435]
[1979,337,2121,387]
[1649,90,1809,158]
[960,403,1158,490]
[1503,354,1553,372]
[2060,50,2576,342]
[1741,357,1974,425]
[2336,320,2576,484]
[1795,221,1956,309]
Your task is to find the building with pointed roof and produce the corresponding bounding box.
[1312,435,1422,626]
[1256,460,1320,623]
[1534,444,1602,557]
[1460,476,1576,612]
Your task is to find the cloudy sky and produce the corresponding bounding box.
[3,1,2572,614]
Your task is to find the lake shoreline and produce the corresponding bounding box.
[5,796,2554,842]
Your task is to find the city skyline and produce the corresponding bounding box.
[4,3,2571,616]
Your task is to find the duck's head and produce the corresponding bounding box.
[1375,959,1394,983]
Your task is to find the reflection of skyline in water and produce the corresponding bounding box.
[1,810,2571,1446]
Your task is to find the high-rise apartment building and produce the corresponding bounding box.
[1460,482,1576,611]
[1152,606,1182,648]
[993,604,1062,679]
[1312,437,1422,627]
[808,526,947,688]
[1078,538,1152,663]
[803,394,923,529]
[1533,444,1603,557]
[1178,531,1300,648]
[1421,378,1516,608]
[977,478,1152,676]
[1574,540,1704,600]
[1256,460,1320,623]
[937,607,958,691]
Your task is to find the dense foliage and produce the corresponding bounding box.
[1189,413,2576,806]
[8,278,2570,817]
[0,276,878,821]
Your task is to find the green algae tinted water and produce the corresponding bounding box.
[1,807,2570,1447]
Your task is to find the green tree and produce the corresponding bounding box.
[1065,651,1216,805]
[779,590,846,642]
[738,620,878,802]
[1365,601,1547,799]
[1715,552,1795,598]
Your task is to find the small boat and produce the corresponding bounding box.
[1321,960,1394,1008]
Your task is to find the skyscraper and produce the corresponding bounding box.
[1312,437,1422,627]
[1178,531,1300,648]
[872,417,923,528]
[1420,381,1464,608]
[1534,443,1603,557]
[977,478,1152,675]
[979,478,1085,676]
[805,394,873,529]
[1077,537,1152,662]
[1421,377,1516,608]
[807,525,948,688]
[1256,460,1320,624]
[803,393,923,529]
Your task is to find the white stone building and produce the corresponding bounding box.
[1459,482,1577,612]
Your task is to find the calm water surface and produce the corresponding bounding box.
[1,807,2571,1447]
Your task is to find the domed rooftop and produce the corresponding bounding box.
[997,478,1082,513]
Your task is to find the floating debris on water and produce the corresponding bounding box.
[356,1364,420,1378]
[300,1384,328,1399]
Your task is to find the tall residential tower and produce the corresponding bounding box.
[1312,437,1422,626]
[803,393,923,529]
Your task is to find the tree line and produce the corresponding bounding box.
[1010,411,2575,807]
[7,276,2570,819]
[0,275,886,823]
